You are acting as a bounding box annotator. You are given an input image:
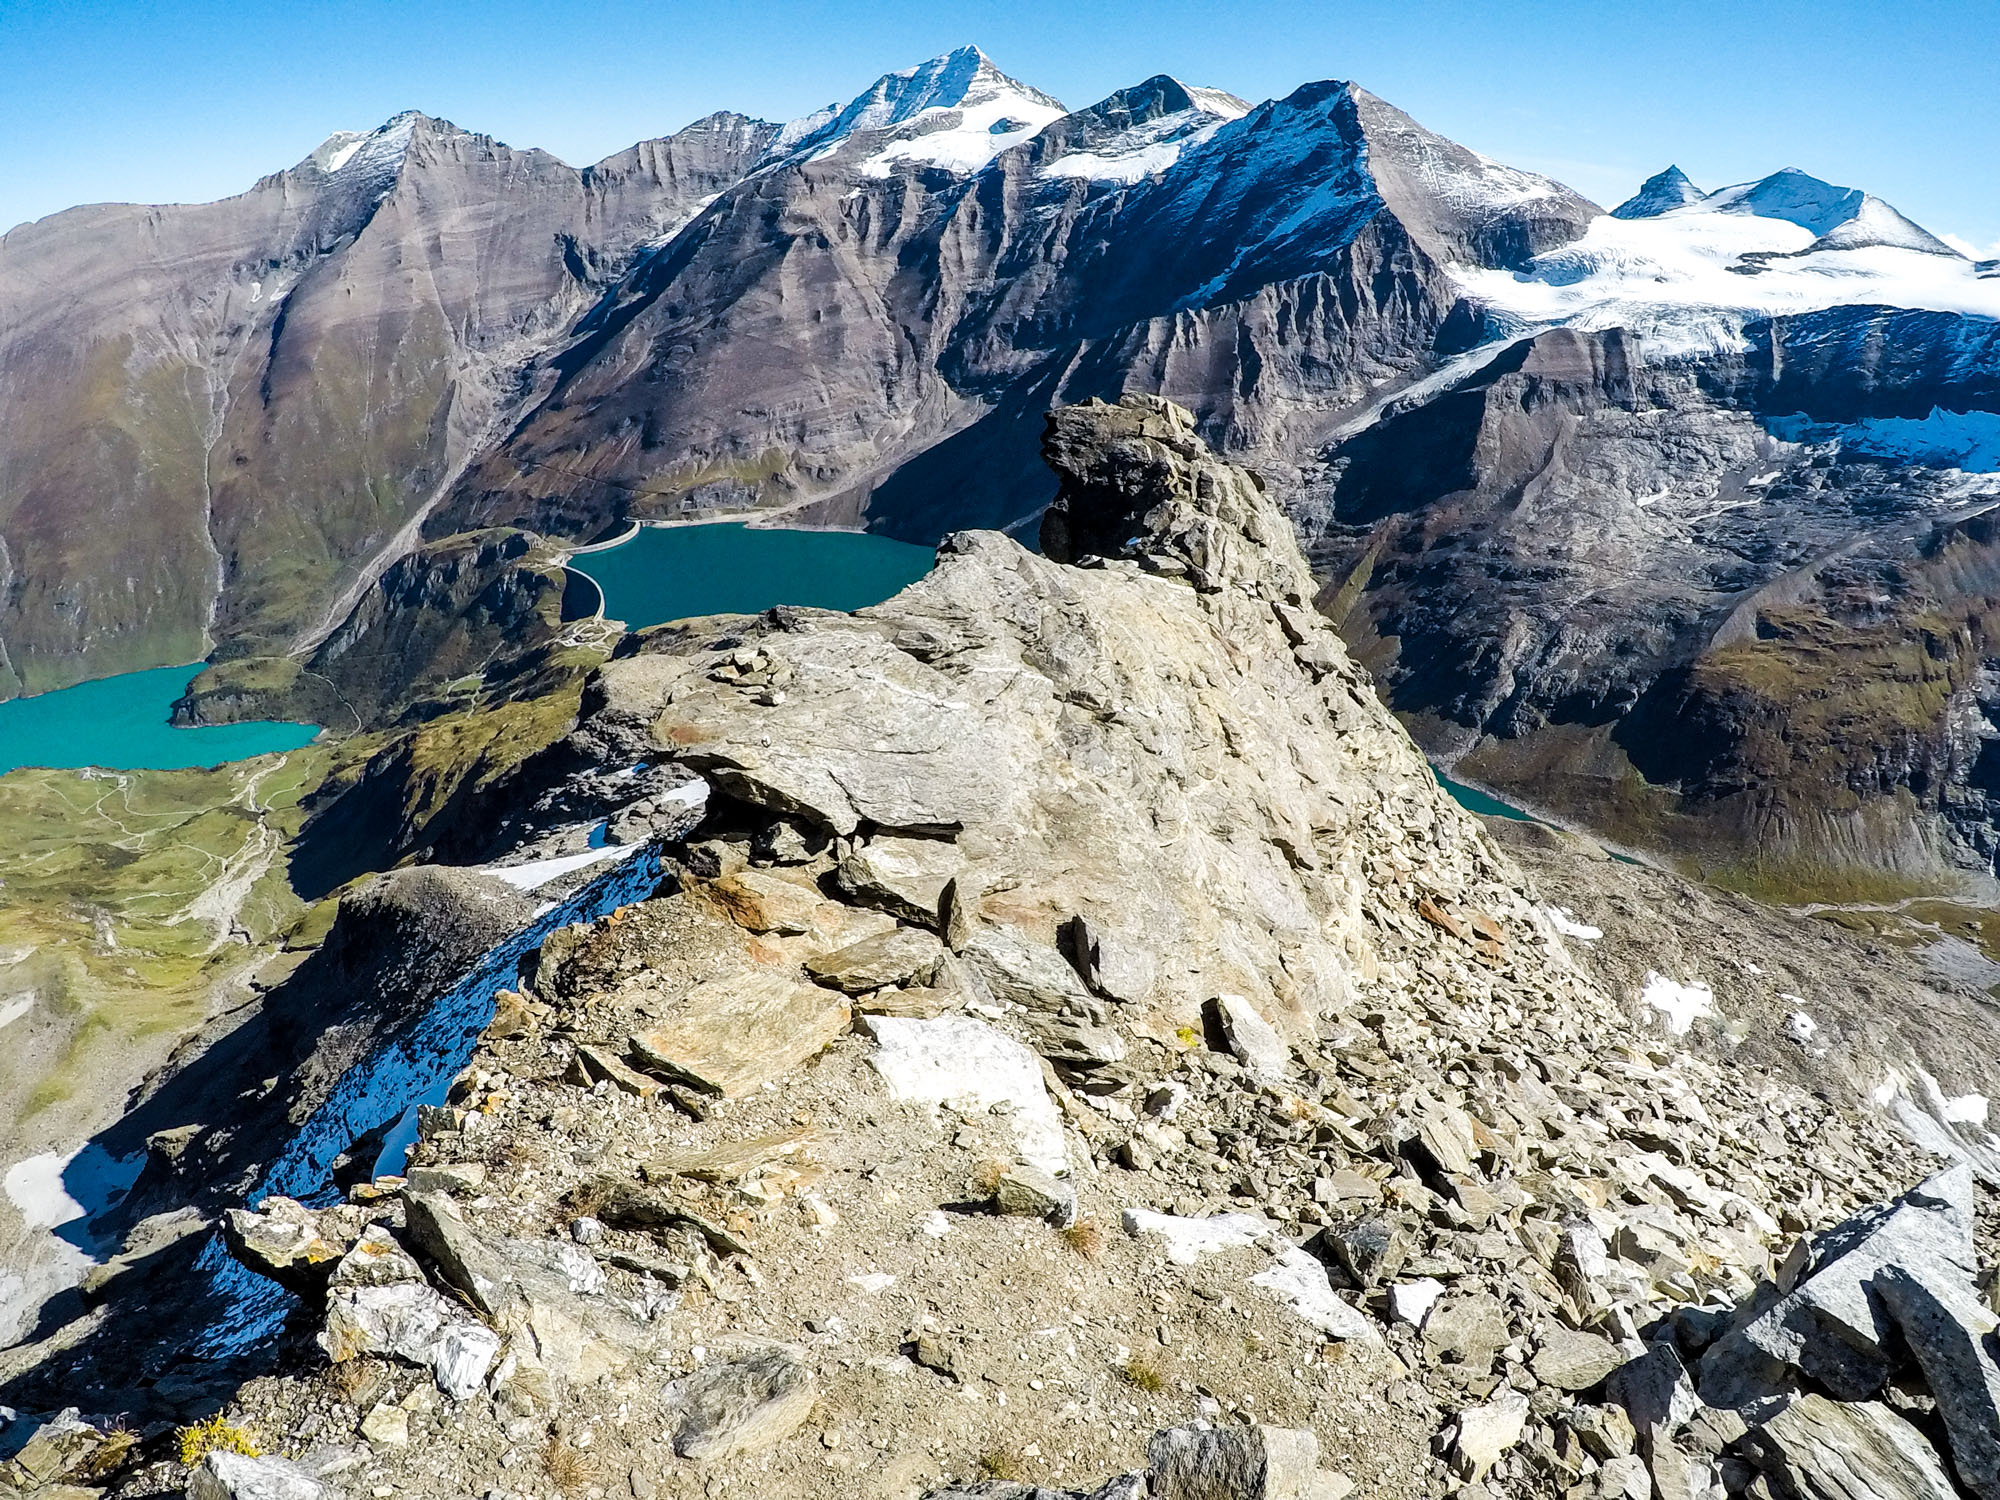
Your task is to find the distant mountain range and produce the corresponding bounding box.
[3,45,1998,891]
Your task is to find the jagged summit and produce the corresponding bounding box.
[1611,164,1704,219]
[772,44,1066,169]
[305,111,423,176]
[1033,74,1248,185]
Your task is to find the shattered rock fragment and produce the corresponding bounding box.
[1451,1389,1529,1481]
[629,972,850,1097]
[1205,994,1290,1081]
[993,1164,1078,1226]
[1737,1393,1960,1500]
[1532,1327,1625,1392]
[1147,1423,1338,1500]
[186,1450,333,1500]
[805,926,944,993]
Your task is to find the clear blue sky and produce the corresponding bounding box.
[3,0,1995,253]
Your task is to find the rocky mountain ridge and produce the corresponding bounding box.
[5,44,2000,890]
[6,401,2000,1500]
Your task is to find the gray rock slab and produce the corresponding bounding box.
[664,1346,816,1461]
[628,971,850,1097]
[187,1451,332,1500]
[1148,1423,1323,1500]
[1738,1394,1960,1500]
[805,926,944,994]
[1875,1263,2000,1499]
[994,1165,1078,1227]
[1533,1326,1625,1391]
[961,927,1096,1013]
[1606,1339,1699,1438]
[1701,1165,1977,1410]
[836,835,961,925]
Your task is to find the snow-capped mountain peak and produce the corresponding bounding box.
[1685,168,1960,256]
[1037,75,1249,186]
[1703,167,1864,236]
[771,45,1067,175]
[307,112,421,179]
[1812,193,1962,257]
[1611,165,1704,220]
[1454,161,1997,355]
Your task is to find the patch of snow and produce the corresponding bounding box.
[4,1152,84,1229]
[918,1210,952,1239]
[0,994,32,1030]
[1918,1069,1990,1125]
[1120,1208,1271,1265]
[1249,1246,1377,1341]
[857,90,1067,178]
[1638,972,1716,1035]
[311,114,417,181]
[770,103,840,156]
[1039,86,1246,186]
[1782,1011,1817,1043]
[639,192,723,250]
[1324,338,1527,444]
[1948,1094,1991,1125]
[1872,1068,2000,1180]
[866,1015,1066,1176]
[319,134,367,173]
[1545,906,1601,941]
[486,843,637,892]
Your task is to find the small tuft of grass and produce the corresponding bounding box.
[327,1358,380,1404]
[541,1436,597,1494]
[177,1416,259,1466]
[976,1445,1027,1482]
[1119,1354,1167,1394]
[1059,1221,1104,1259]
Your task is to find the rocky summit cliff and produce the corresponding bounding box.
[8,400,2000,1500]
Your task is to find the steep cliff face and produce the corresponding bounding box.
[0,111,772,696]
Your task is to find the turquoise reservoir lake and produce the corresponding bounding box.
[1433,767,1533,821]
[570,522,935,628]
[0,665,319,777]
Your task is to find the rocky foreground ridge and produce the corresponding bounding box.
[7,400,2000,1499]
